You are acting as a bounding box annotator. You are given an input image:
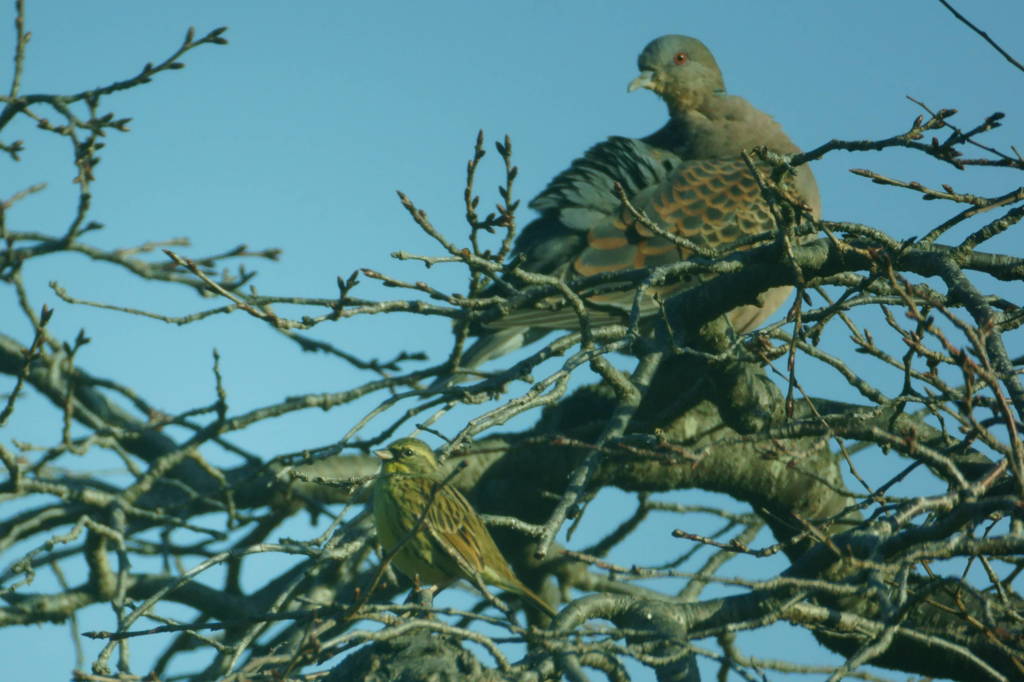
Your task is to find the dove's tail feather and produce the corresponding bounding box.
[426,327,553,390]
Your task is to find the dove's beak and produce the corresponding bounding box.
[374,448,393,461]
[627,70,656,93]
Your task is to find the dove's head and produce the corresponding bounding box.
[375,437,440,476]
[628,35,725,116]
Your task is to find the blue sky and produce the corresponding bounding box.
[4,1,1023,679]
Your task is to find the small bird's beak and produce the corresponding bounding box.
[374,448,393,461]
[627,70,656,93]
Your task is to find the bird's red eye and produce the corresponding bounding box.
[673,52,688,65]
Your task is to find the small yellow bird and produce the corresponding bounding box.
[371,437,556,618]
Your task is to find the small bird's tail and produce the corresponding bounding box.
[514,579,557,619]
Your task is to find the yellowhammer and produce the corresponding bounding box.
[371,437,556,617]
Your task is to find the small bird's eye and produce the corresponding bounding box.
[673,52,688,65]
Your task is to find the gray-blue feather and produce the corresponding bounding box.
[530,137,682,227]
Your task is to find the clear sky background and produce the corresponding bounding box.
[3,1,1023,679]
